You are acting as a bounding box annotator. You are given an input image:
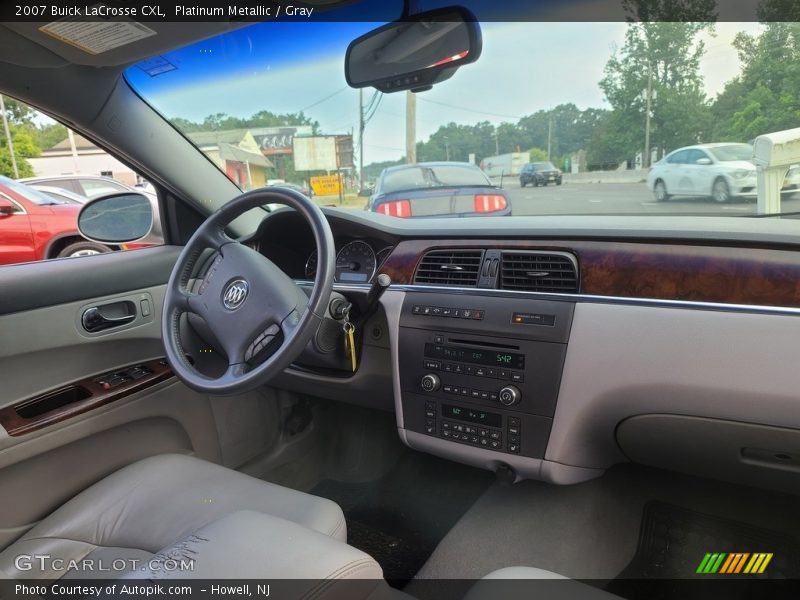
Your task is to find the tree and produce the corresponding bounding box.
[528,148,548,162]
[0,98,43,177]
[597,21,714,166]
[621,0,717,22]
[710,22,800,141]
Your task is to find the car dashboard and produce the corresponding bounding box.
[252,209,394,284]
[248,207,800,494]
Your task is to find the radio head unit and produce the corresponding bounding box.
[397,291,573,462]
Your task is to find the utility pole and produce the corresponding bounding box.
[405,91,416,164]
[547,112,553,160]
[358,89,365,189]
[0,95,19,179]
[644,62,653,169]
[67,128,80,173]
[493,128,499,155]
[444,137,450,161]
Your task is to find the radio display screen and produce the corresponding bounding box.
[442,404,502,427]
[425,343,525,370]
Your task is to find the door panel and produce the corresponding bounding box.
[0,210,34,265]
[0,245,180,315]
[0,245,225,550]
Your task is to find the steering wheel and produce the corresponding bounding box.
[162,188,335,395]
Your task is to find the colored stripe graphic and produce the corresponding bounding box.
[698,553,773,574]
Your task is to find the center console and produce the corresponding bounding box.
[398,291,574,467]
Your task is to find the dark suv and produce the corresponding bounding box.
[520,161,563,187]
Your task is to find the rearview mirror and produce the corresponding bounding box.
[78,193,153,243]
[345,6,482,93]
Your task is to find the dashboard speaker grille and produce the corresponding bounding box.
[414,249,484,286]
[500,251,579,293]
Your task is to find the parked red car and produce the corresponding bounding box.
[0,176,112,265]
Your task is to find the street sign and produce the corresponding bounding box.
[310,175,341,196]
[294,135,355,171]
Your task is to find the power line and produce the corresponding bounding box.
[364,93,384,125]
[298,86,348,113]
[416,97,524,120]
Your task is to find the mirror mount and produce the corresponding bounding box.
[345,6,482,94]
[0,197,17,216]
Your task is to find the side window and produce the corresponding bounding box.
[689,149,711,164]
[0,95,162,266]
[78,178,129,199]
[667,150,690,164]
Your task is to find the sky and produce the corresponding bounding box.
[123,19,764,165]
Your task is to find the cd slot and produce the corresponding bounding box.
[448,338,520,350]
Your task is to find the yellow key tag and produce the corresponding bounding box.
[344,322,357,372]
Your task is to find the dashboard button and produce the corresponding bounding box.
[511,372,524,383]
[423,360,441,370]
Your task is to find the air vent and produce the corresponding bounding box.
[414,249,484,286]
[500,251,579,293]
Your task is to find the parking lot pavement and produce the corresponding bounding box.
[506,181,800,217]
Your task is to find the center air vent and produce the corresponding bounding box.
[414,249,484,286]
[500,251,579,293]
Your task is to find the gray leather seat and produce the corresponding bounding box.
[0,454,366,581]
[464,567,622,599]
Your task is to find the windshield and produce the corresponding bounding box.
[381,165,490,193]
[125,14,799,220]
[708,144,755,162]
[0,177,68,205]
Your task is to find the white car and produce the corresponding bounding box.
[647,143,757,203]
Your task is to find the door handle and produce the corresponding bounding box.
[82,302,137,333]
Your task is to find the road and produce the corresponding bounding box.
[505,181,800,217]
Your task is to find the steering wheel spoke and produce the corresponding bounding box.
[173,287,196,313]
[201,225,233,251]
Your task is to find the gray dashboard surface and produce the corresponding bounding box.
[303,208,800,248]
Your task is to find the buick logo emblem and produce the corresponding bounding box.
[222,279,249,310]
